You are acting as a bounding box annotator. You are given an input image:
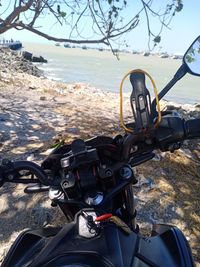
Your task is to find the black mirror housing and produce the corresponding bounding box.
[183,35,200,77]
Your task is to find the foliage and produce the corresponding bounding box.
[0,0,183,50]
[185,39,200,64]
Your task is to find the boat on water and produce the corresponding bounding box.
[64,43,71,48]
[159,53,169,58]
[143,51,150,56]
[55,43,61,47]
[171,53,183,60]
[0,39,22,50]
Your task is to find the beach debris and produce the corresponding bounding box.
[26,153,35,161]
[152,152,166,161]
[133,174,155,189]
[179,148,194,159]
[40,96,46,101]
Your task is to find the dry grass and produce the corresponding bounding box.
[137,150,200,265]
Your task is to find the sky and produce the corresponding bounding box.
[128,0,200,53]
[0,0,200,54]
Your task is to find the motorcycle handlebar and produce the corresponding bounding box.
[125,117,200,154]
[0,117,199,187]
[156,117,200,152]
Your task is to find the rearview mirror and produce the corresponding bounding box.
[183,35,200,76]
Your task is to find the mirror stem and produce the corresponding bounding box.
[152,64,187,118]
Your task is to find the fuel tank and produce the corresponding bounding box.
[2,209,194,267]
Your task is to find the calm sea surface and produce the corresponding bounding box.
[24,43,200,104]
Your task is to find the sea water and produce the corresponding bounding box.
[23,43,200,104]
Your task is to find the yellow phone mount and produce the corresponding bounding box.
[120,69,161,133]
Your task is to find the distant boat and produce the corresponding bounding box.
[159,53,169,58]
[0,39,22,50]
[98,48,104,51]
[113,49,119,53]
[171,54,183,60]
[82,45,87,50]
[64,43,71,48]
[55,43,60,47]
[9,41,22,50]
[143,52,150,56]
[171,55,179,59]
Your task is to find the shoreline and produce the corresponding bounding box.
[0,48,199,265]
[22,42,200,105]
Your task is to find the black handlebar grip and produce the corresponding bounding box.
[185,119,200,139]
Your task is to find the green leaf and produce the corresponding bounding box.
[60,11,66,17]
[175,3,183,12]
[186,54,195,63]
[153,36,161,43]
[112,6,117,12]
[50,140,65,149]
[175,0,183,12]
[57,5,60,13]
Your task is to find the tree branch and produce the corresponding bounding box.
[12,21,109,44]
[0,0,183,50]
[3,0,34,25]
[69,4,88,39]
